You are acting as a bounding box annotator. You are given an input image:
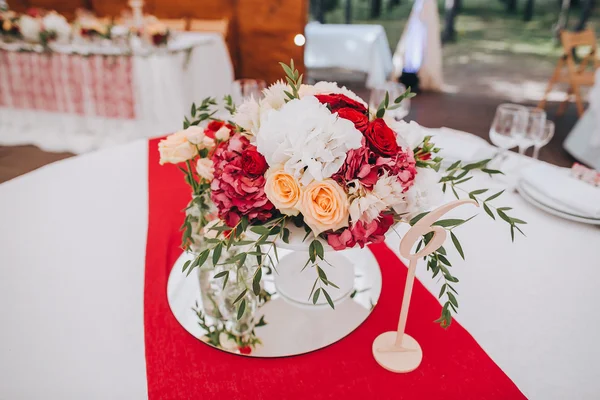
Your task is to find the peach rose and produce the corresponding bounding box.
[264,168,301,216]
[158,130,198,165]
[298,179,349,235]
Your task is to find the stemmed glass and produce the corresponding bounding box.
[532,120,555,160]
[511,107,546,156]
[232,79,267,104]
[369,81,410,120]
[489,104,527,163]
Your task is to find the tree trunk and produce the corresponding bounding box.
[370,0,383,18]
[389,0,401,10]
[575,0,595,30]
[345,0,352,24]
[506,0,517,13]
[554,0,571,37]
[524,0,535,21]
[442,0,459,43]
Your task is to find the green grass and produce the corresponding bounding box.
[321,0,600,61]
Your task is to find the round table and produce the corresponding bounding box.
[0,132,599,399]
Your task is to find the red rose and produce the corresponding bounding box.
[238,346,252,355]
[315,94,367,113]
[336,107,368,132]
[241,149,268,176]
[364,119,399,157]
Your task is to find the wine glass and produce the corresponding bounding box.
[232,79,266,104]
[369,81,410,120]
[532,120,554,160]
[489,104,527,163]
[511,107,546,156]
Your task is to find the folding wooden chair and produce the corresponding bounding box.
[538,29,600,117]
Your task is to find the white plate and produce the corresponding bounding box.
[517,180,600,225]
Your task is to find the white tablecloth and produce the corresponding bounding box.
[305,22,393,88]
[0,32,234,153]
[1,133,599,399]
[564,68,600,169]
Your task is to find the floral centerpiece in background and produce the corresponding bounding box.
[159,61,525,328]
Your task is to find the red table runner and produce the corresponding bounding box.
[0,51,135,119]
[145,138,526,399]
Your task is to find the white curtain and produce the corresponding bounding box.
[392,0,443,91]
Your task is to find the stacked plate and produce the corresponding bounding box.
[517,164,600,225]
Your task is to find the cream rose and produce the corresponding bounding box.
[158,130,197,165]
[214,125,231,141]
[264,168,301,216]
[298,179,349,235]
[196,158,214,181]
[184,126,215,149]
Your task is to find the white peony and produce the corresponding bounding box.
[401,167,444,218]
[42,12,71,43]
[232,96,261,135]
[385,118,426,150]
[298,81,367,107]
[19,15,41,43]
[256,96,363,186]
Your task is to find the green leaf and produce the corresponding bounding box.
[312,288,321,304]
[447,160,461,171]
[317,266,327,281]
[314,240,324,260]
[376,107,385,118]
[213,270,228,279]
[182,260,192,272]
[510,225,515,242]
[308,277,319,299]
[322,289,335,309]
[233,289,247,305]
[191,102,196,117]
[483,202,495,219]
[433,218,465,227]
[438,254,452,266]
[282,228,290,244]
[212,243,222,265]
[454,176,473,185]
[252,267,262,295]
[451,185,460,200]
[410,212,429,226]
[447,292,458,307]
[463,159,491,171]
[497,209,512,224]
[450,231,464,259]
[323,279,339,289]
[237,298,246,320]
[469,189,488,196]
[250,226,271,235]
[512,218,527,225]
[482,168,504,175]
[439,284,447,298]
[279,62,294,79]
[486,190,505,202]
[384,91,389,108]
[438,246,447,256]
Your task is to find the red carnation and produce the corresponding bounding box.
[211,134,274,226]
[365,119,400,157]
[337,107,368,132]
[327,213,394,250]
[315,93,367,114]
[241,149,268,176]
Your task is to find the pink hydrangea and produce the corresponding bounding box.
[326,213,394,250]
[211,133,274,226]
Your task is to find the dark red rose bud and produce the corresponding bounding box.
[315,93,367,114]
[336,107,369,132]
[364,119,400,157]
[241,149,268,175]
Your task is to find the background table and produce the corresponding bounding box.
[0,131,599,399]
[305,22,393,89]
[0,32,234,153]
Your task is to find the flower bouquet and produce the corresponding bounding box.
[159,61,524,327]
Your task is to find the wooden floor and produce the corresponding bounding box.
[0,92,579,184]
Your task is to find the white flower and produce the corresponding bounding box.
[42,12,71,43]
[19,15,41,43]
[400,167,444,218]
[349,173,407,223]
[298,81,367,107]
[232,96,261,135]
[218,332,239,351]
[214,125,231,141]
[184,126,214,149]
[196,158,214,181]
[384,118,425,150]
[256,96,363,186]
[261,80,290,111]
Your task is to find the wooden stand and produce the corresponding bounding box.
[373,199,478,373]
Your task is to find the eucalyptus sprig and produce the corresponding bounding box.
[415,135,443,171]
[374,86,416,118]
[279,59,303,101]
[184,97,218,129]
[223,94,236,115]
